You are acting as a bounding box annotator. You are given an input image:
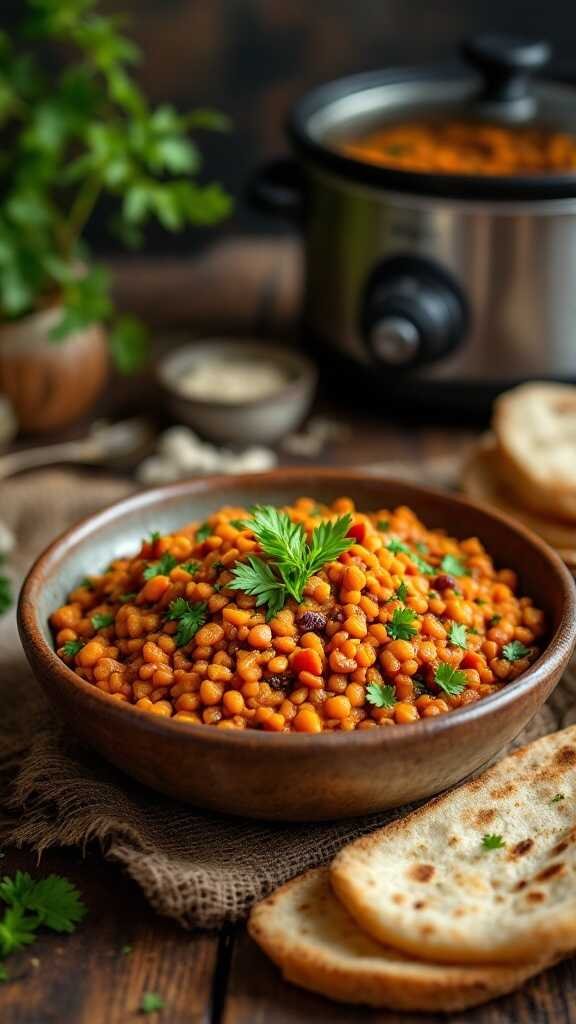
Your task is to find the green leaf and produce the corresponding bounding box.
[184,108,230,132]
[143,553,177,581]
[502,640,532,663]
[550,793,565,804]
[228,557,286,620]
[387,539,434,576]
[481,834,506,851]
[61,639,84,658]
[377,519,390,532]
[180,562,200,577]
[307,514,353,576]
[140,991,165,1014]
[440,554,470,577]
[195,523,212,543]
[434,663,467,696]
[165,599,207,648]
[386,606,417,641]
[394,581,408,602]
[91,612,114,630]
[0,964,7,983]
[0,575,12,616]
[365,682,396,709]
[118,592,137,604]
[18,875,86,933]
[108,315,149,374]
[0,906,37,957]
[447,623,468,649]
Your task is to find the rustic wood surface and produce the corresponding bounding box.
[1,421,575,1023]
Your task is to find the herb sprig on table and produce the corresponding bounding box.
[0,871,86,981]
[228,506,354,619]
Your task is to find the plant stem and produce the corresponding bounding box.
[63,174,103,257]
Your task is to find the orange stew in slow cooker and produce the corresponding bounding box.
[341,120,576,175]
[50,497,545,733]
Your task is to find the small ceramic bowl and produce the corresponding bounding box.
[18,470,576,821]
[157,339,317,445]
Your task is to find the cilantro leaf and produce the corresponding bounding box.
[440,554,470,577]
[227,557,286,620]
[434,663,467,696]
[502,640,532,663]
[387,538,434,575]
[143,552,177,580]
[180,561,200,577]
[448,623,468,649]
[140,992,165,1014]
[91,612,114,631]
[0,906,37,957]
[365,682,396,709]
[0,871,86,934]
[394,581,409,602]
[386,606,417,641]
[166,599,207,647]
[195,522,211,543]
[481,834,506,851]
[61,639,84,658]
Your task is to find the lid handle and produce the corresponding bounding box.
[462,33,552,120]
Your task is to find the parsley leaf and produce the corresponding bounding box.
[440,554,469,577]
[149,531,161,544]
[80,577,94,590]
[394,581,409,602]
[502,640,531,662]
[91,612,114,631]
[487,614,501,627]
[366,682,396,709]
[195,522,212,543]
[0,872,86,960]
[448,622,468,649]
[0,906,37,957]
[140,992,165,1014]
[415,542,428,555]
[119,592,137,603]
[387,606,417,641]
[550,793,565,804]
[180,561,200,577]
[166,599,207,647]
[387,538,434,576]
[229,519,246,530]
[377,519,390,531]
[481,834,506,851]
[228,557,286,620]
[143,552,177,580]
[434,663,467,696]
[61,639,84,658]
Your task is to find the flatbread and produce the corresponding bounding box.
[249,868,554,1012]
[493,382,576,523]
[331,726,576,965]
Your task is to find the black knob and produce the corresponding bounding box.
[362,257,468,369]
[462,33,552,121]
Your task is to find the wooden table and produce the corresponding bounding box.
[1,418,574,1024]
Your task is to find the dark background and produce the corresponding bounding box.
[6,0,576,252]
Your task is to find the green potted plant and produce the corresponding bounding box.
[0,0,231,433]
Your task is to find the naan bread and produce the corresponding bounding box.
[331,726,576,965]
[249,868,553,1012]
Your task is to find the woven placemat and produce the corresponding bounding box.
[0,469,574,929]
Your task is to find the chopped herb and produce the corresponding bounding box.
[166,598,208,648]
[428,590,439,600]
[195,522,212,543]
[91,613,114,631]
[61,639,84,658]
[149,531,161,544]
[366,682,396,709]
[122,943,133,955]
[440,554,470,577]
[143,552,177,580]
[481,834,506,851]
[487,614,501,628]
[415,542,429,555]
[80,577,94,590]
[550,793,565,804]
[434,663,467,696]
[468,627,480,635]
[229,506,353,618]
[387,606,418,641]
[502,640,532,663]
[309,505,324,517]
[229,519,246,530]
[377,519,390,532]
[180,561,200,577]
[119,592,137,603]
[0,871,86,964]
[394,581,409,602]
[387,538,434,575]
[212,561,225,573]
[140,992,165,1014]
[448,623,468,649]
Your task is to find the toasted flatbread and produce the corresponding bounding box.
[493,382,576,523]
[331,726,576,965]
[249,868,555,1012]
[462,434,576,568]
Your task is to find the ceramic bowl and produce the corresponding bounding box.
[157,340,317,445]
[18,470,576,821]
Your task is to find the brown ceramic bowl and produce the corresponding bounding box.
[18,470,576,821]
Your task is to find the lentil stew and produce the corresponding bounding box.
[50,497,546,733]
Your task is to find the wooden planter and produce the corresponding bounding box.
[0,307,108,434]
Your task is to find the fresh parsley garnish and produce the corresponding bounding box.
[377,519,390,532]
[166,598,207,647]
[394,581,409,602]
[61,639,84,658]
[228,506,353,618]
[550,793,565,804]
[487,614,501,628]
[180,561,200,576]
[119,592,138,603]
[140,992,165,1014]
[387,538,434,575]
[366,682,396,709]
[91,612,114,631]
[415,542,428,555]
[481,834,506,851]
[0,871,86,965]
[502,641,531,662]
[434,663,466,696]
[440,554,469,577]
[80,577,94,590]
[149,531,161,544]
[195,522,212,543]
[387,606,417,641]
[448,622,468,649]
[143,552,177,580]
[229,519,246,530]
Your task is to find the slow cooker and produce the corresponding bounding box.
[253,34,576,410]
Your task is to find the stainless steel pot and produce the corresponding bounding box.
[253,35,576,404]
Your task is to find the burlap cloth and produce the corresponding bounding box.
[0,470,574,930]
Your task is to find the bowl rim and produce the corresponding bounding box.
[156,339,318,411]
[18,467,576,751]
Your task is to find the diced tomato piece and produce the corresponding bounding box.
[292,648,323,676]
[347,522,366,543]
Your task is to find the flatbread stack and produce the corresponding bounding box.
[249,727,576,1012]
[462,382,576,570]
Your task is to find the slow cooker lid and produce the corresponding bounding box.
[289,34,576,200]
